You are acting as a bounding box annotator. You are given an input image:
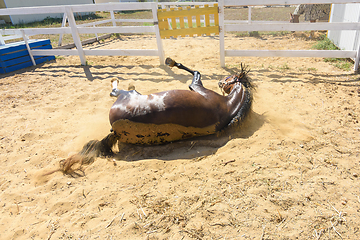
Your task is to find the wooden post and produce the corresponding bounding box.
[110,10,116,27]
[219,0,225,67]
[65,6,86,65]
[355,43,360,71]
[21,30,36,66]
[94,24,99,41]
[179,7,185,37]
[170,8,176,30]
[195,5,201,29]
[204,5,210,28]
[152,2,165,65]
[58,12,67,47]
[187,6,193,31]
[248,6,252,24]
[0,33,5,45]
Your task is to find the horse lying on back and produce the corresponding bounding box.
[57,58,253,174]
[109,58,253,145]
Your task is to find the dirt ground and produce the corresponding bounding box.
[1,33,360,240]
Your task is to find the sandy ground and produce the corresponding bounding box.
[1,33,360,240]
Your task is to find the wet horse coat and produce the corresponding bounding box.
[109,58,252,145]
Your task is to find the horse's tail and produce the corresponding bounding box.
[56,132,119,175]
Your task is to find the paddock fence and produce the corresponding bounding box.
[0,2,165,66]
[1,1,360,70]
[218,0,360,71]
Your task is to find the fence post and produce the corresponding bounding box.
[0,33,5,45]
[21,30,36,66]
[152,2,165,65]
[355,44,360,71]
[94,24,99,41]
[248,6,252,24]
[65,6,86,65]
[110,10,116,27]
[219,0,225,67]
[58,12,67,47]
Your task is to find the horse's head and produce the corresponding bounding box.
[218,63,251,95]
[289,13,299,23]
[218,75,239,94]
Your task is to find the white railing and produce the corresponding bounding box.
[219,0,360,71]
[0,34,24,45]
[57,9,154,46]
[0,2,165,66]
[1,1,360,70]
[158,1,214,8]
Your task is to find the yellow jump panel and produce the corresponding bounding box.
[158,4,219,39]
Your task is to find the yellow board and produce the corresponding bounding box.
[157,4,219,39]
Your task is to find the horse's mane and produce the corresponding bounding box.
[235,63,253,89]
[225,64,254,130]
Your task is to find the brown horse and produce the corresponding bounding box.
[109,58,252,145]
[58,58,253,174]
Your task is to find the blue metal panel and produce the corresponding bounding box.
[0,39,55,74]
[0,39,51,55]
[0,49,30,61]
[1,56,55,74]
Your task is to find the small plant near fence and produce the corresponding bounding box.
[312,34,353,71]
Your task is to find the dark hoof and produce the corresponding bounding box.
[165,57,176,67]
[110,89,121,97]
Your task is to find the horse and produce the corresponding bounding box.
[57,58,253,175]
[290,4,331,23]
[290,4,331,38]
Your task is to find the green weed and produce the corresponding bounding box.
[312,34,338,51]
[312,34,353,71]
[278,63,290,70]
[325,59,353,71]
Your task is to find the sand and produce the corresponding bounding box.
[1,33,360,239]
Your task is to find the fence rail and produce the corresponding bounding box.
[1,1,360,71]
[219,0,360,71]
[0,2,165,66]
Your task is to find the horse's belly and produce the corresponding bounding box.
[112,119,216,145]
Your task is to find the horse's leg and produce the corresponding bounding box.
[188,71,204,92]
[110,79,121,97]
[166,57,196,75]
[309,19,316,39]
[290,13,300,23]
[165,57,204,91]
[110,79,141,98]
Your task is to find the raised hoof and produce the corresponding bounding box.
[110,89,121,97]
[165,57,176,67]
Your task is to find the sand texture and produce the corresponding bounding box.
[1,33,360,239]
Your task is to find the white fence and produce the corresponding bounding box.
[328,3,360,58]
[0,2,165,66]
[219,0,360,71]
[0,34,24,45]
[1,1,360,70]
